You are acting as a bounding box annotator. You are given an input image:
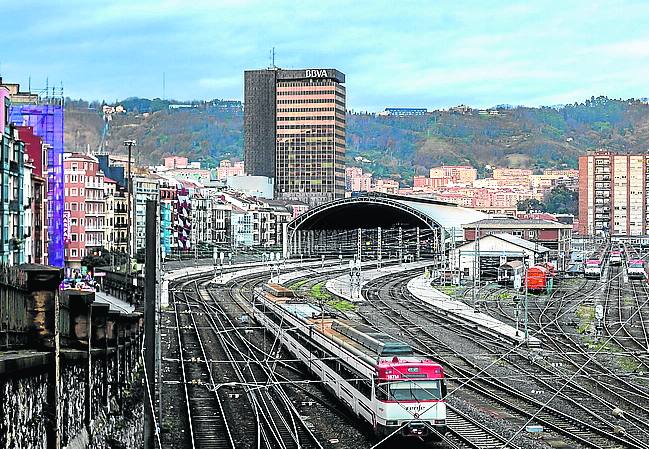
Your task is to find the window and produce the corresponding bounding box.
[71,188,78,196]
[71,218,77,226]
[71,203,77,211]
[71,234,77,242]
[71,249,77,257]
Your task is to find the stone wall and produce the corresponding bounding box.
[1,353,143,449]
[0,372,48,449]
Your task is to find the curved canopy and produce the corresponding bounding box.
[288,193,488,235]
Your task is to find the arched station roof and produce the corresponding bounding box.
[288,193,488,234]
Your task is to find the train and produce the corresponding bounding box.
[526,265,552,292]
[252,283,448,442]
[624,243,647,280]
[584,243,609,278]
[609,248,623,266]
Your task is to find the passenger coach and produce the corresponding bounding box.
[254,283,448,441]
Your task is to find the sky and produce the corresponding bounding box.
[2,0,649,111]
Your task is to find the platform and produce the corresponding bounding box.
[276,259,395,286]
[407,275,542,347]
[326,261,434,303]
[94,291,136,314]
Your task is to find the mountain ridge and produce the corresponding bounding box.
[64,96,649,185]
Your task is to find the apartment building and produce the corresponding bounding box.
[578,152,648,236]
[345,167,372,192]
[0,87,26,265]
[63,153,106,267]
[429,165,477,185]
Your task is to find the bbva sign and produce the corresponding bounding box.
[306,69,328,78]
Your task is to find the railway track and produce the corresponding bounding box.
[165,263,379,449]
[360,272,648,449]
[173,289,237,449]
[460,273,649,440]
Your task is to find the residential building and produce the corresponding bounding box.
[216,159,245,180]
[112,183,129,254]
[231,206,254,247]
[4,79,65,267]
[492,168,533,180]
[345,167,372,192]
[372,179,399,194]
[0,87,26,265]
[164,156,188,169]
[17,125,47,264]
[578,152,648,236]
[209,198,232,246]
[244,68,346,206]
[103,177,117,252]
[413,176,451,189]
[462,218,572,270]
[164,167,212,185]
[63,153,106,268]
[225,175,274,199]
[158,176,177,257]
[429,165,477,185]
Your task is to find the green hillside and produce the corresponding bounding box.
[64,96,649,184]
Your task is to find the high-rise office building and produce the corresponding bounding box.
[578,151,649,236]
[244,68,346,207]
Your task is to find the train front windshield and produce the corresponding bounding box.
[377,380,444,401]
[629,262,644,268]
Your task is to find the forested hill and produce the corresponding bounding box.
[64,96,649,185]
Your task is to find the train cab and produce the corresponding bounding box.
[584,259,602,278]
[374,357,447,440]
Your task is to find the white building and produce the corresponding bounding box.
[450,233,551,281]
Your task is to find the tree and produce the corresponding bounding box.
[516,198,545,213]
[81,247,128,270]
[544,186,578,215]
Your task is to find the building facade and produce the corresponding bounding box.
[429,165,477,185]
[17,126,48,264]
[0,86,26,265]
[244,68,346,207]
[63,154,106,268]
[578,152,648,236]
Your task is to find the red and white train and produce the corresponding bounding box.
[584,243,609,278]
[254,283,448,441]
[624,243,647,280]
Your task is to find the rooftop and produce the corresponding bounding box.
[463,218,571,229]
[489,233,551,253]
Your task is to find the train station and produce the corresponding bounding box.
[284,192,487,260]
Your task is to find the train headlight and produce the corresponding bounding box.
[385,420,398,426]
[434,419,446,425]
